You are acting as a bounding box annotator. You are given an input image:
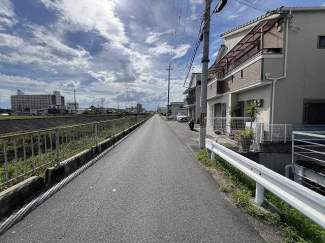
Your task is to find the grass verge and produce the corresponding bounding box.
[196,149,325,243]
[0,116,69,120]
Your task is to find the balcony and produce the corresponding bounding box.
[207,49,284,95]
[184,96,195,107]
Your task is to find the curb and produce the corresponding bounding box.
[0,118,150,228]
[0,177,45,221]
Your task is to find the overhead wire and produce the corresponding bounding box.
[182,18,204,87]
[183,0,214,87]
[234,0,268,12]
[173,0,191,71]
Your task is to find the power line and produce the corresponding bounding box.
[179,0,190,46]
[242,0,269,11]
[234,0,268,12]
[173,0,183,49]
[170,0,175,59]
[182,19,204,87]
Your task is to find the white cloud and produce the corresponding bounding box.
[149,42,190,59]
[0,0,17,29]
[0,33,23,48]
[40,0,127,44]
[0,73,54,89]
[0,27,91,71]
[212,51,219,58]
[189,0,204,20]
[227,14,239,20]
[88,70,116,84]
[145,32,163,44]
[63,80,80,88]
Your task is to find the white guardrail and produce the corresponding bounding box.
[206,138,325,228]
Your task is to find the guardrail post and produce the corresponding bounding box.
[55,129,60,166]
[94,123,98,146]
[211,151,215,161]
[112,120,115,137]
[3,139,9,184]
[255,183,264,205]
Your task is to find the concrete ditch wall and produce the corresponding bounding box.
[0,117,149,221]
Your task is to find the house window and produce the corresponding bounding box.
[318,36,325,48]
[240,70,244,79]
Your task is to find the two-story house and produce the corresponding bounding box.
[183,73,202,123]
[207,6,325,139]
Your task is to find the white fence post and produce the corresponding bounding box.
[284,124,287,143]
[94,123,98,146]
[211,151,215,161]
[55,129,60,166]
[255,183,265,205]
[259,123,264,144]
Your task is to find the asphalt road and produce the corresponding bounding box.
[0,115,265,243]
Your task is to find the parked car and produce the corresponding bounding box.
[177,116,189,122]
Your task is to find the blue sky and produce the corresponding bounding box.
[0,0,324,110]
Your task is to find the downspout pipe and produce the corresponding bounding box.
[265,9,291,136]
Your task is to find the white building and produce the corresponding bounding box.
[11,90,65,111]
[207,7,325,138]
[136,103,142,113]
[183,73,201,123]
[65,102,79,114]
[169,102,187,117]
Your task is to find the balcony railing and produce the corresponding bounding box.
[211,48,283,80]
[207,116,325,152]
[184,97,195,106]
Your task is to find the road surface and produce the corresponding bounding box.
[0,115,265,243]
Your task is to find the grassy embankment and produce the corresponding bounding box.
[196,150,325,243]
[0,116,69,120]
[0,118,137,192]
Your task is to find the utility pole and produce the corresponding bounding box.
[198,0,227,148]
[166,63,173,118]
[73,88,77,115]
[199,0,211,149]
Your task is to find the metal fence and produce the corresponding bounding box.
[208,117,258,152]
[0,115,149,191]
[292,131,325,194]
[206,138,325,228]
[208,116,325,152]
[258,124,325,144]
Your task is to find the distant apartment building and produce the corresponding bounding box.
[207,7,325,137]
[11,90,65,111]
[169,102,187,117]
[136,103,142,113]
[183,73,201,123]
[65,102,79,114]
[157,107,167,115]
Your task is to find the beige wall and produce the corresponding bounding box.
[207,95,229,135]
[224,29,251,52]
[263,57,284,78]
[195,86,201,122]
[237,85,271,124]
[263,25,284,49]
[274,10,325,124]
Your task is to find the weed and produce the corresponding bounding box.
[219,183,233,193]
[196,149,325,243]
